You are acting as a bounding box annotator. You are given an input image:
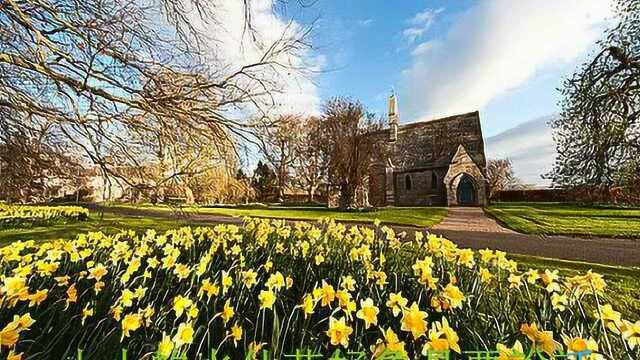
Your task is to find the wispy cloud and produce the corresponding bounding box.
[401,0,613,121]
[411,41,435,56]
[485,115,557,186]
[358,18,374,27]
[402,7,444,43]
[409,7,444,26]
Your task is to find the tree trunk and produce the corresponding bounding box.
[339,182,357,210]
[307,184,316,203]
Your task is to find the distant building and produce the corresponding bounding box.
[366,93,488,206]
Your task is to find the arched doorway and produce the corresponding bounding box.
[456,174,476,205]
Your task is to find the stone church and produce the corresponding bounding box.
[367,93,488,206]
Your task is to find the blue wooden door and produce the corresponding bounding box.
[457,176,476,205]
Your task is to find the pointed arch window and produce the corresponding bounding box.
[405,174,412,191]
[431,172,438,189]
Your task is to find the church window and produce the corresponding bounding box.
[431,172,438,189]
[405,174,412,191]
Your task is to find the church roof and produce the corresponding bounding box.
[369,111,486,172]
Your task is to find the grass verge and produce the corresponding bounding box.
[109,204,449,228]
[485,202,640,238]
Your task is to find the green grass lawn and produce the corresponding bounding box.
[110,204,449,228]
[485,202,640,238]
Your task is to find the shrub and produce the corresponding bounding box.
[0,219,637,359]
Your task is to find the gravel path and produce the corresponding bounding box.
[95,206,640,267]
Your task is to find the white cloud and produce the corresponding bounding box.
[191,0,322,116]
[402,7,443,43]
[409,7,444,26]
[401,0,613,121]
[359,18,374,27]
[402,27,426,43]
[485,115,556,186]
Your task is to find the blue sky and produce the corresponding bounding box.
[287,0,610,137]
[274,0,613,184]
[217,1,614,184]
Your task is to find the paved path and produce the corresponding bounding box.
[433,207,515,233]
[95,206,640,267]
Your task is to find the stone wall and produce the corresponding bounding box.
[368,164,387,207]
[393,169,447,206]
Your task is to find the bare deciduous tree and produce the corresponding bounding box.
[257,115,303,201]
[294,116,328,203]
[0,109,86,202]
[486,158,520,200]
[320,98,383,209]
[0,0,312,200]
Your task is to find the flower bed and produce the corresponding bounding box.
[0,218,637,359]
[0,204,89,229]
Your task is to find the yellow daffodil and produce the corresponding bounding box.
[371,327,406,358]
[507,274,522,289]
[356,298,379,328]
[326,317,353,348]
[157,332,174,358]
[120,289,135,308]
[82,305,94,325]
[551,293,568,311]
[121,313,142,340]
[65,284,77,310]
[173,295,193,319]
[386,292,408,317]
[340,276,356,291]
[479,267,493,284]
[222,270,233,294]
[230,323,243,346]
[300,294,315,319]
[187,305,199,319]
[496,341,525,360]
[541,269,561,293]
[258,289,276,310]
[520,323,559,356]
[94,281,105,294]
[27,289,48,307]
[242,269,258,288]
[562,336,588,352]
[401,302,428,339]
[622,320,640,349]
[456,249,475,268]
[266,272,285,291]
[313,281,335,308]
[598,304,622,333]
[198,279,220,300]
[88,264,108,281]
[173,264,191,280]
[220,299,234,324]
[443,283,465,309]
[173,322,194,347]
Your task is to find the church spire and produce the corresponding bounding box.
[388,90,398,142]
